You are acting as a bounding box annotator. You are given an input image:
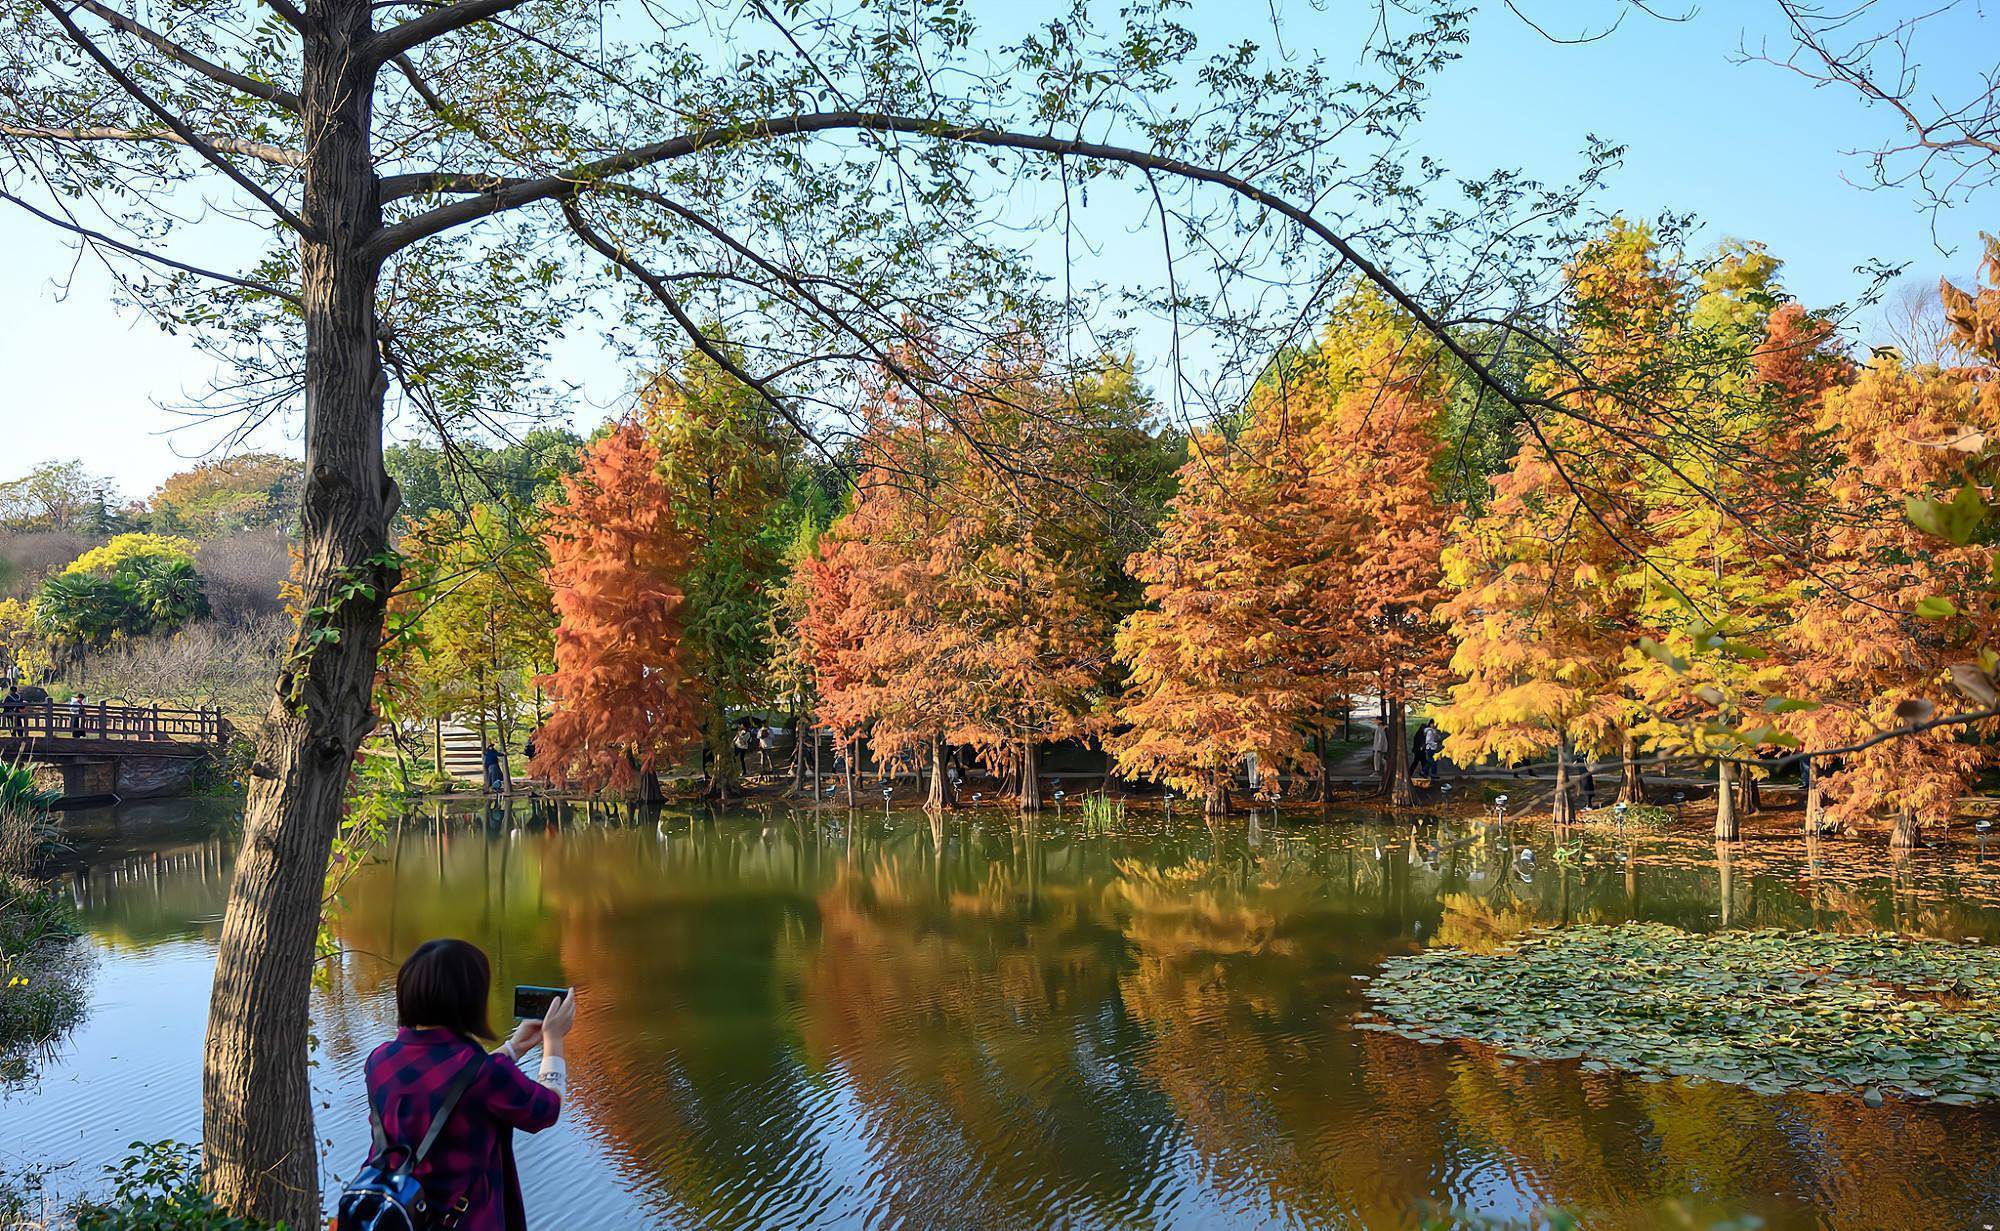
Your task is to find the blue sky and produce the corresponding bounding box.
[0,0,1987,501]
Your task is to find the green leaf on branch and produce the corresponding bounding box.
[1761,696,1818,714]
[1906,482,1988,546]
[1636,637,1687,673]
[1915,596,1960,619]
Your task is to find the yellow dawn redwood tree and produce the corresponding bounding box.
[1306,290,1459,806]
[1619,241,1814,839]
[1435,222,1665,822]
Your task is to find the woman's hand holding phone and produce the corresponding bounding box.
[541,989,576,1053]
[499,1016,545,1062]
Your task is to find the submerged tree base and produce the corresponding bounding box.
[1361,922,2000,1105]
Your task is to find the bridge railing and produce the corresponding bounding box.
[0,700,226,745]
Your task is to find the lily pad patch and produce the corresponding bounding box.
[1360,922,2000,1105]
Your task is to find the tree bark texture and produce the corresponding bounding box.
[1385,696,1413,808]
[1713,760,1739,841]
[925,735,953,810]
[201,5,394,1222]
[1551,740,1574,827]
[1617,730,1646,804]
[1892,808,1921,849]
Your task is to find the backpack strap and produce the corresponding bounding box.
[386,1050,488,1180]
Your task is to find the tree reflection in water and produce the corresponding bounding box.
[32,800,2000,1229]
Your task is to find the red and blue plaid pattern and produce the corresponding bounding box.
[362,1027,561,1231]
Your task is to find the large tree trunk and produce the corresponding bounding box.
[1384,696,1413,808]
[1804,780,1826,835]
[704,707,738,801]
[1736,768,1761,817]
[1891,808,1921,849]
[925,735,953,810]
[1617,729,1646,804]
[1552,739,1575,826]
[202,11,392,1223]
[1204,771,1230,816]
[1019,738,1041,813]
[1714,760,1739,841]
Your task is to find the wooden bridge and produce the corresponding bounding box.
[1,701,231,803]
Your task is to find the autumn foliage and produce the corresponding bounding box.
[530,421,702,792]
[410,224,2000,845]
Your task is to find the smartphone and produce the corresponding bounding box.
[513,984,567,1021]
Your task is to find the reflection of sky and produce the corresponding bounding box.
[15,801,2000,1228]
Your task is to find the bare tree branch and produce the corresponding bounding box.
[366,0,537,66]
[70,0,300,110]
[0,123,303,167]
[0,188,301,302]
[34,0,309,233]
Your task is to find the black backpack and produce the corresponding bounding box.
[335,1054,486,1231]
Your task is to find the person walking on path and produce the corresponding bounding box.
[482,744,506,793]
[350,939,575,1231]
[68,693,85,737]
[1413,720,1444,778]
[1370,720,1389,777]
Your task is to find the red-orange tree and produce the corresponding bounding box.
[1111,288,1456,812]
[530,421,702,794]
[806,343,1127,810]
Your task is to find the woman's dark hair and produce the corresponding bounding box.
[396,938,493,1039]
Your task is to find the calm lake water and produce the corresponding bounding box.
[9,797,2000,1229]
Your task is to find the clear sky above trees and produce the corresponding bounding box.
[0,0,1988,498]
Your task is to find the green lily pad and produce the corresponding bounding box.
[1361,923,2000,1107]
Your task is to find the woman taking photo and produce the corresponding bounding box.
[350,939,576,1230]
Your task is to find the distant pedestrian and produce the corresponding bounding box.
[1580,766,1597,808]
[482,744,505,793]
[732,718,756,776]
[69,693,85,737]
[2,686,21,736]
[1412,720,1443,778]
[1370,721,1388,776]
[757,722,779,773]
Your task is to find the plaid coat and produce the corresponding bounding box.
[362,1027,562,1230]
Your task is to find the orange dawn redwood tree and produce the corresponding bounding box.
[1308,291,1459,806]
[1112,286,1455,811]
[529,420,703,794]
[1111,431,1326,814]
[1782,250,2000,847]
[805,341,1126,810]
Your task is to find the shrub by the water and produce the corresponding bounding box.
[70,1142,280,1230]
[1362,922,2000,1104]
[0,763,89,1085]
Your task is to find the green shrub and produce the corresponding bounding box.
[0,873,87,1085]
[71,1142,281,1230]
